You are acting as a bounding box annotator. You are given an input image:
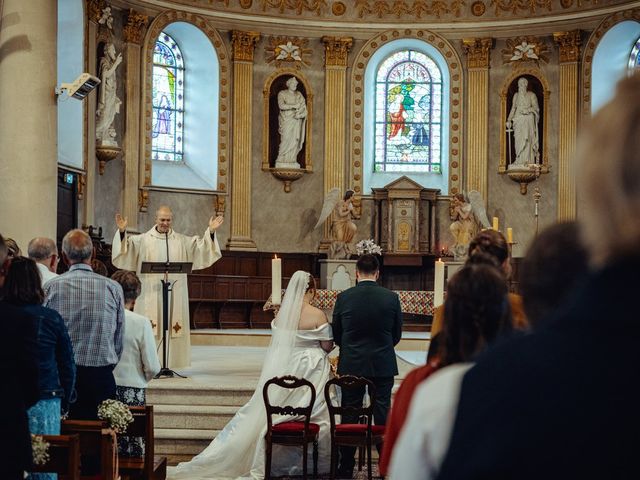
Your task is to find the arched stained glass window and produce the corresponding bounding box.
[374,50,442,173]
[152,32,184,162]
[628,36,640,72]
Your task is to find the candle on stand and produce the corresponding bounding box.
[492,216,499,231]
[507,227,513,244]
[271,255,282,305]
[434,258,445,308]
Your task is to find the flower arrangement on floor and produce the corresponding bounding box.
[355,239,382,256]
[97,399,134,434]
[31,434,50,466]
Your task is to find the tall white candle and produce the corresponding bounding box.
[434,258,445,308]
[272,255,282,305]
[507,227,513,244]
[492,216,499,231]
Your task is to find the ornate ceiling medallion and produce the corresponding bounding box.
[502,37,549,65]
[265,36,312,68]
[471,1,486,16]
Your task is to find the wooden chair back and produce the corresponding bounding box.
[119,405,167,480]
[262,375,316,434]
[29,434,81,480]
[61,419,117,479]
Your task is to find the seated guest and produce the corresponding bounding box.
[435,75,640,480]
[519,221,589,328]
[0,236,40,480]
[379,333,441,476]
[28,237,59,285]
[388,262,513,479]
[44,229,124,420]
[431,229,527,335]
[111,270,161,457]
[3,257,76,480]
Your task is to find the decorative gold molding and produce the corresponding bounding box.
[553,30,582,63]
[356,0,465,18]
[582,9,640,118]
[462,38,493,69]
[123,9,149,45]
[140,10,231,198]
[86,0,106,23]
[265,36,312,68]
[502,36,549,65]
[231,30,261,62]
[491,0,552,16]
[349,30,464,196]
[259,0,327,15]
[322,36,353,67]
[499,68,550,175]
[138,188,149,213]
[262,69,313,173]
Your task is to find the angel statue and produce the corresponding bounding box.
[449,191,490,261]
[314,188,358,259]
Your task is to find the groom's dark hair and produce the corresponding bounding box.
[356,254,379,275]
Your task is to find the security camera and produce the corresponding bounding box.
[55,73,101,100]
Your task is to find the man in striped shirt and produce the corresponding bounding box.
[44,229,124,420]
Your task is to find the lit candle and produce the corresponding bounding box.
[434,258,445,308]
[492,217,499,231]
[507,227,513,244]
[272,255,282,305]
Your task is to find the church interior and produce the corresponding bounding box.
[2,0,640,478]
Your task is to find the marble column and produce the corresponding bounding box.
[0,0,57,247]
[320,36,352,250]
[462,38,493,199]
[554,31,581,221]
[227,31,260,251]
[122,10,149,231]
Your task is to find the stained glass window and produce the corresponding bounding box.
[152,32,184,162]
[629,37,640,72]
[374,50,442,173]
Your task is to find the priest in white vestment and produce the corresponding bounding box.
[112,206,223,368]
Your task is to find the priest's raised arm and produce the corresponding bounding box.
[111,207,223,368]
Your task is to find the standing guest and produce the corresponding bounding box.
[5,236,22,258]
[0,235,40,480]
[111,270,161,457]
[388,262,513,479]
[4,257,76,480]
[44,229,124,420]
[431,229,528,336]
[112,206,223,368]
[332,254,403,478]
[435,75,640,480]
[28,237,59,285]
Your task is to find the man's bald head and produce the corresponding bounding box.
[29,237,59,272]
[62,229,93,264]
[155,205,173,233]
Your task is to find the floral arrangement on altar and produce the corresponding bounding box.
[355,239,382,256]
[31,434,50,466]
[97,399,134,434]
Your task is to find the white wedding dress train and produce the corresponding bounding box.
[169,322,333,480]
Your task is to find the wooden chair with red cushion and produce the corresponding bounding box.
[262,375,320,479]
[324,375,385,480]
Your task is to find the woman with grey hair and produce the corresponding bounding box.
[111,269,160,457]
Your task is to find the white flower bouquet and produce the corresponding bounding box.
[97,399,134,434]
[355,239,382,256]
[31,434,50,466]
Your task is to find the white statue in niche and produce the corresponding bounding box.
[96,42,123,147]
[506,77,540,168]
[275,76,307,169]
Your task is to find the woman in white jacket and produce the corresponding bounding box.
[112,270,161,456]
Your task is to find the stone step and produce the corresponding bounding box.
[147,384,254,406]
[154,404,238,430]
[155,428,220,465]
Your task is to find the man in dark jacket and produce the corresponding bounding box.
[332,254,403,476]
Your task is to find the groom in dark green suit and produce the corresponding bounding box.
[332,254,403,477]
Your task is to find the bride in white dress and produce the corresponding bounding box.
[169,271,334,479]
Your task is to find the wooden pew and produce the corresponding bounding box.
[61,419,117,479]
[118,405,167,480]
[29,434,81,480]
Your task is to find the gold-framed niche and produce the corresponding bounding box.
[262,70,313,192]
[499,70,550,194]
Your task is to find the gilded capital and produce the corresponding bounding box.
[231,31,261,62]
[86,0,106,23]
[553,30,582,63]
[462,38,494,69]
[123,9,149,44]
[322,36,353,67]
